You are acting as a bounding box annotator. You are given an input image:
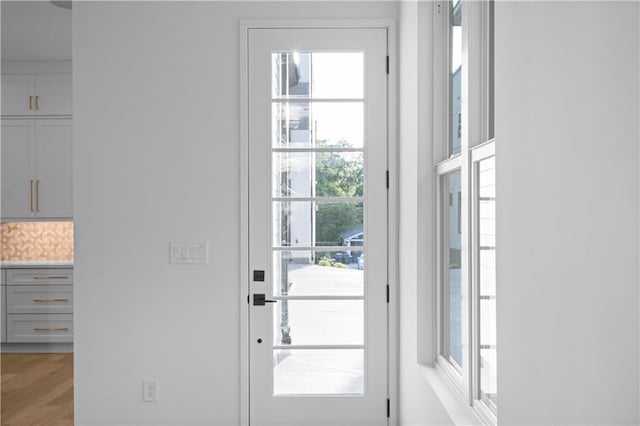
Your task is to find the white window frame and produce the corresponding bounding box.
[433,1,496,424]
[470,139,496,425]
[434,0,469,396]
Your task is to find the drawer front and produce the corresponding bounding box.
[1,286,6,342]
[1,268,5,285]
[6,314,73,343]
[7,268,73,285]
[7,285,73,314]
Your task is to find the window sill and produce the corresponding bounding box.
[419,364,483,426]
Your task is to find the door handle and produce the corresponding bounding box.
[35,180,40,212]
[33,276,69,280]
[253,294,277,306]
[28,96,33,111]
[30,180,34,212]
[35,96,40,110]
[33,298,69,303]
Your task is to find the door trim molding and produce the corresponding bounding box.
[239,19,398,426]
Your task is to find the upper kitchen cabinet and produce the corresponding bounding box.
[1,73,72,116]
[1,62,73,220]
[1,120,35,218]
[35,120,73,218]
[1,118,72,219]
[1,75,34,116]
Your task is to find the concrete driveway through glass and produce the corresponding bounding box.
[273,264,365,395]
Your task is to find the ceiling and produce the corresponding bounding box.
[2,1,71,61]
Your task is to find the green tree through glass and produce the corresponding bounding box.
[315,140,364,248]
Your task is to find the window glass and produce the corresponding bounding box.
[445,170,463,366]
[450,0,463,155]
[488,0,495,140]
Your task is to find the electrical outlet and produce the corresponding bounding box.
[143,379,158,402]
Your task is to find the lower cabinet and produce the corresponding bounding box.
[2,267,73,344]
[6,314,73,343]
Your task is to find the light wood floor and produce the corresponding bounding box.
[1,353,73,426]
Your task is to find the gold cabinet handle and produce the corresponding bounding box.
[35,180,40,212]
[28,96,33,110]
[33,327,69,332]
[32,298,69,303]
[30,180,34,212]
[35,95,40,110]
[32,276,70,280]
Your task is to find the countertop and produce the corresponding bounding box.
[1,261,74,268]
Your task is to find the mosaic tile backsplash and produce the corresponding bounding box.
[1,222,74,261]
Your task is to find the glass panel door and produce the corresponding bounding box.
[248,27,388,425]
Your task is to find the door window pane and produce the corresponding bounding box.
[273,201,363,248]
[273,300,363,346]
[272,152,364,198]
[273,349,364,395]
[273,52,311,99]
[273,251,364,297]
[311,53,364,99]
[272,52,364,99]
[273,103,311,146]
[272,102,364,148]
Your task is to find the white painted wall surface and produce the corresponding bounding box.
[496,2,639,424]
[73,2,397,425]
[397,2,453,425]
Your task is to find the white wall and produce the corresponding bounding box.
[73,2,397,425]
[496,2,639,424]
[397,1,454,425]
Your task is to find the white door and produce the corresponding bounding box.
[248,28,388,425]
[1,119,36,218]
[35,119,73,218]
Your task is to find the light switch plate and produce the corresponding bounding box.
[170,242,209,264]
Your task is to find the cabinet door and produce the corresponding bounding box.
[1,271,4,343]
[1,120,36,218]
[35,119,73,218]
[1,74,35,116]
[34,74,72,115]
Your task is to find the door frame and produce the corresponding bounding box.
[240,19,398,426]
